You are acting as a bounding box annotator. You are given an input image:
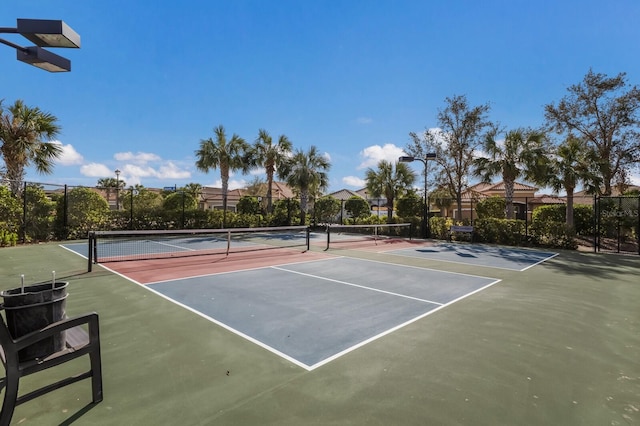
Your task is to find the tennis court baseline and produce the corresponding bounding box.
[144,256,499,370]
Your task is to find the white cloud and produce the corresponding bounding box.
[52,141,84,166]
[78,156,192,188]
[80,163,113,177]
[158,162,191,179]
[357,143,405,169]
[342,176,365,187]
[122,164,157,178]
[207,178,248,190]
[114,151,161,164]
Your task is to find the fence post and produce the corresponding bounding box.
[525,196,528,240]
[130,187,134,230]
[21,181,27,243]
[63,185,69,240]
[593,194,598,253]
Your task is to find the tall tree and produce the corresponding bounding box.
[181,183,203,204]
[195,125,250,227]
[544,70,640,196]
[546,136,601,228]
[252,129,292,213]
[474,128,549,219]
[365,160,416,222]
[408,95,491,220]
[279,146,330,225]
[0,99,62,195]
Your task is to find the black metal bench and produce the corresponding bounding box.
[0,311,103,424]
[448,225,474,242]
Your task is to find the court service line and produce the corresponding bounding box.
[271,265,444,306]
[148,239,198,251]
[520,252,559,271]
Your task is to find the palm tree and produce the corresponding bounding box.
[365,160,416,222]
[0,99,62,195]
[474,128,549,219]
[195,125,250,227]
[252,129,292,213]
[98,178,126,208]
[181,183,203,205]
[279,146,330,225]
[547,136,601,228]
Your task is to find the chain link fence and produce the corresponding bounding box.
[0,179,304,244]
[1,179,638,254]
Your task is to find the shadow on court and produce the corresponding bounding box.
[395,242,557,270]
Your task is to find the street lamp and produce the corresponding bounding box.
[0,18,80,72]
[115,169,121,210]
[399,153,437,239]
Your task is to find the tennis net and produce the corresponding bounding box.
[88,226,310,270]
[324,223,412,250]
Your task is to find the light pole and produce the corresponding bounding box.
[1,19,80,72]
[115,169,121,210]
[399,153,437,239]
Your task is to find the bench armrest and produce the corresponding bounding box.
[11,313,99,352]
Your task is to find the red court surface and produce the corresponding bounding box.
[103,248,336,284]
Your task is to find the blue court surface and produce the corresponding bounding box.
[145,256,499,370]
[387,242,558,271]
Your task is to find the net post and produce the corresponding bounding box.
[87,231,94,272]
[226,230,231,256]
[325,224,330,251]
[306,226,310,251]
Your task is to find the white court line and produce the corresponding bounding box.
[271,265,444,306]
[147,239,198,251]
[520,252,559,271]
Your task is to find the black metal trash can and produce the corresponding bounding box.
[1,282,68,361]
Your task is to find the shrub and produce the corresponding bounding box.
[474,218,526,245]
[529,220,578,249]
[475,196,506,219]
[55,187,110,239]
[0,226,18,247]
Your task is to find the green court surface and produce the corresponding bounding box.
[0,242,639,425]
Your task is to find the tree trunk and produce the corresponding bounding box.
[565,186,575,229]
[266,169,274,213]
[221,165,229,228]
[504,179,515,219]
[300,189,308,226]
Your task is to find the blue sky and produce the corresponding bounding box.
[3,0,640,193]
